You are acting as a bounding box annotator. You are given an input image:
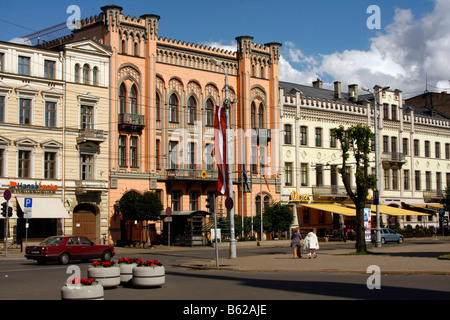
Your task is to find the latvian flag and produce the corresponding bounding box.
[214,105,228,196]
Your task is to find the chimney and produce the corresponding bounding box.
[348,84,358,102]
[334,81,342,99]
[312,78,323,88]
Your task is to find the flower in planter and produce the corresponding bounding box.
[118,257,138,264]
[135,258,163,267]
[69,277,97,286]
[92,260,117,268]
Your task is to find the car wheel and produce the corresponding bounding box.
[58,253,70,265]
[101,250,112,262]
[398,237,404,244]
[381,238,386,244]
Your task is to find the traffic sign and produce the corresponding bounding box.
[165,207,172,216]
[225,197,233,210]
[3,190,11,201]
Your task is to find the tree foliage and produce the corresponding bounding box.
[253,202,294,239]
[332,125,376,253]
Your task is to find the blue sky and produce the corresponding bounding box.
[0,0,446,97]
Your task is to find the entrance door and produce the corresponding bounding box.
[73,205,97,244]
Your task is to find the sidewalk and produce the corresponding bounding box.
[177,238,450,274]
[2,237,450,275]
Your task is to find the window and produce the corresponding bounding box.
[437,172,442,194]
[19,98,32,124]
[384,169,390,189]
[315,128,322,147]
[129,86,137,114]
[284,124,292,145]
[316,164,323,186]
[392,169,399,190]
[83,64,90,84]
[404,169,410,190]
[189,191,199,211]
[44,152,56,179]
[171,191,181,211]
[0,96,4,122]
[301,163,308,186]
[44,60,55,79]
[187,96,196,125]
[414,139,419,156]
[415,170,421,191]
[446,143,450,159]
[156,93,161,121]
[74,64,80,83]
[18,56,30,75]
[118,136,127,167]
[383,136,389,153]
[383,104,389,119]
[391,105,397,120]
[119,84,126,114]
[169,94,178,123]
[156,139,161,170]
[300,126,307,145]
[435,142,440,159]
[168,141,178,169]
[330,129,336,148]
[18,150,31,178]
[424,141,430,157]
[45,101,56,127]
[92,67,99,86]
[81,154,94,180]
[425,171,432,191]
[0,149,4,177]
[391,137,397,154]
[206,99,214,126]
[251,103,256,129]
[285,162,292,186]
[130,136,138,167]
[403,138,408,155]
[0,52,3,71]
[81,105,93,129]
[258,104,264,128]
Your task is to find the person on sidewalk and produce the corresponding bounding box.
[290,227,302,259]
[303,230,319,259]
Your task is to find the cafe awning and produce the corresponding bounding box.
[298,203,357,216]
[368,205,428,216]
[15,197,70,219]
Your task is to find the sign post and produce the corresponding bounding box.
[3,190,11,257]
[24,198,33,247]
[165,207,172,249]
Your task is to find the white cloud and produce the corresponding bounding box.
[280,0,450,97]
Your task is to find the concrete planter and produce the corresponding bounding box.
[61,283,104,300]
[120,263,137,283]
[88,267,120,288]
[132,266,165,287]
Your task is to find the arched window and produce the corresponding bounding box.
[92,67,99,86]
[83,64,90,84]
[206,99,214,126]
[134,42,139,56]
[119,84,127,114]
[130,86,137,114]
[74,64,80,83]
[187,96,196,125]
[251,102,256,129]
[169,94,178,123]
[258,104,264,128]
[121,39,127,54]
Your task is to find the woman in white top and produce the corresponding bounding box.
[302,230,319,258]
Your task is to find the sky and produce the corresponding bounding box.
[0,0,448,98]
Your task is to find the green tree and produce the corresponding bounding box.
[118,191,141,244]
[441,184,450,213]
[253,202,294,240]
[332,125,376,253]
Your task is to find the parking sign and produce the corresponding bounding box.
[24,198,32,218]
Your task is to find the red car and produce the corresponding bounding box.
[25,236,115,265]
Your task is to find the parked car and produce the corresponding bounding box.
[371,228,404,244]
[25,236,115,265]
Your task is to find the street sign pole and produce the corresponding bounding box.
[213,209,219,267]
[3,190,11,258]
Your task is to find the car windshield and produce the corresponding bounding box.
[40,237,64,246]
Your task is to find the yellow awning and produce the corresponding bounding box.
[370,205,428,216]
[299,203,356,216]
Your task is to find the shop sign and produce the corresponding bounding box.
[9,181,59,194]
[289,191,310,202]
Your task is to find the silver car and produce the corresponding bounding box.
[371,228,404,244]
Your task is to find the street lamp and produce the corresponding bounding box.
[210,58,237,259]
[362,85,390,248]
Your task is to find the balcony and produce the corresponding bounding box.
[312,185,349,196]
[77,129,107,143]
[118,113,145,132]
[423,189,443,199]
[75,180,107,195]
[382,152,406,169]
[165,168,218,181]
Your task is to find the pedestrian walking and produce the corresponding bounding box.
[290,227,302,259]
[303,230,319,259]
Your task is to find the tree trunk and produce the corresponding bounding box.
[355,205,367,253]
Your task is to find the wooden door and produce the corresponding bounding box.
[73,210,97,244]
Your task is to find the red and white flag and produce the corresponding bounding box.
[214,105,228,195]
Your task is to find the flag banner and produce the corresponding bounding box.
[214,105,228,195]
[263,175,270,193]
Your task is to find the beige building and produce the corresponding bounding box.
[279,80,449,236]
[0,39,111,244]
